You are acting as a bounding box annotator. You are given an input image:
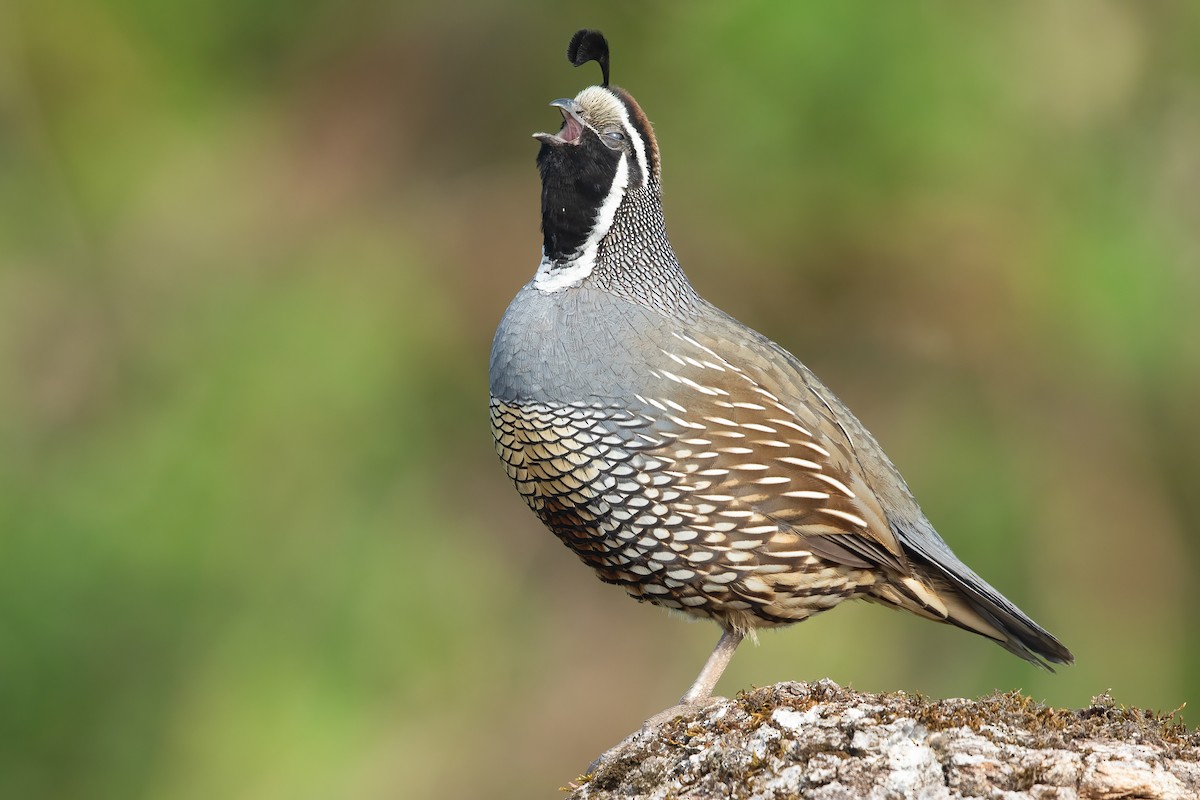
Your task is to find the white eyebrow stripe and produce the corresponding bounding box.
[603,90,650,184]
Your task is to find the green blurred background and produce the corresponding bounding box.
[2,1,1198,797]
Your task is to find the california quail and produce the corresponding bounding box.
[490,29,1073,705]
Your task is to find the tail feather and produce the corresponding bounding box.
[870,570,1072,669]
[948,580,1074,669]
[869,521,1074,669]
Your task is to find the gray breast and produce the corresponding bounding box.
[489,283,687,406]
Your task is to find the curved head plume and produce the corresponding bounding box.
[567,29,610,87]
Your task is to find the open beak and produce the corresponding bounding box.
[533,98,586,146]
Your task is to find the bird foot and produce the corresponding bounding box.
[583,696,727,777]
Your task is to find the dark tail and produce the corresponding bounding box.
[877,527,1074,669]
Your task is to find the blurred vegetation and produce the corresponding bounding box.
[2,1,1198,798]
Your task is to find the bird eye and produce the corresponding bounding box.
[602,130,626,149]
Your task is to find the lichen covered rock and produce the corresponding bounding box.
[569,681,1198,800]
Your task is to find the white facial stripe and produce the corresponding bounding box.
[605,94,650,185]
[533,153,629,293]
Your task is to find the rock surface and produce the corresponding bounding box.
[567,681,1198,800]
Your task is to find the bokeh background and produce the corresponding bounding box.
[3,1,1198,798]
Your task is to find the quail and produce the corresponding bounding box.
[490,29,1073,705]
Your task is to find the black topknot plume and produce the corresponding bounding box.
[567,29,610,87]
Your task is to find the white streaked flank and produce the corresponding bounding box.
[768,418,814,436]
[660,369,724,397]
[777,456,822,470]
[812,472,856,498]
[822,508,870,528]
[783,490,831,500]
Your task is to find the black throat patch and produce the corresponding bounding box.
[537,136,623,263]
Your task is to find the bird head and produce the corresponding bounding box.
[533,30,663,279]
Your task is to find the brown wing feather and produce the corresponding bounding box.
[646,328,907,574]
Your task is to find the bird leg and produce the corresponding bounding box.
[584,627,746,777]
[679,628,743,705]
